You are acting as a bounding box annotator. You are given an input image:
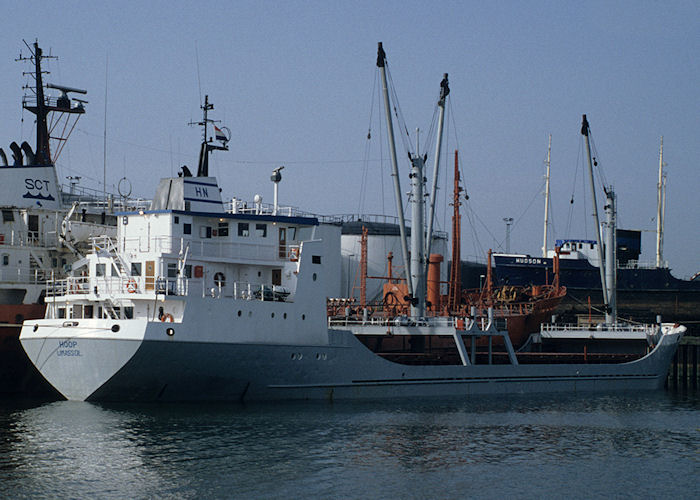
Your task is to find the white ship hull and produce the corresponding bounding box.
[20,299,684,402]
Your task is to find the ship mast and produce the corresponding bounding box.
[409,132,426,316]
[18,40,87,166]
[542,134,552,258]
[424,74,449,269]
[30,42,50,165]
[190,94,229,177]
[581,115,611,321]
[376,43,449,317]
[376,43,413,299]
[655,136,666,268]
[447,150,462,312]
[604,188,617,322]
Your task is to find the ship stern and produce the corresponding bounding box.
[19,319,147,401]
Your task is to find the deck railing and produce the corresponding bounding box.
[540,322,657,334]
[119,236,285,263]
[0,266,51,285]
[328,314,507,331]
[45,274,292,303]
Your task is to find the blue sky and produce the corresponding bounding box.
[2,1,698,277]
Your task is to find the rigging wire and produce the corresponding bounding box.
[440,111,451,234]
[588,133,609,190]
[513,180,547,233]
[194,41,203,109]
[385,63,413,156]
[566,135,583,238]
[358,71,379,213]
[463,201,494,259]
[423,104,440,156]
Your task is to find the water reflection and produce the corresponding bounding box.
[0,391,697,498]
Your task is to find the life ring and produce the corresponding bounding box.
[160,313,174,322]
[289,247,299,261]
[126,279,137,293]
[214,272,226,287]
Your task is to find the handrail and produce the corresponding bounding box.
[44,275,293,303]
[540,322,656,333]
[119,235,287,263]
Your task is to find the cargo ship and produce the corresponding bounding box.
[19,45,684,402]
[493,137,700,329]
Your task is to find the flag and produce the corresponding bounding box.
[214,125,226,142]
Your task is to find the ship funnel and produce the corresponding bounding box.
[21,142,35,165]
[0,148,7,166]
[9,142,22,166]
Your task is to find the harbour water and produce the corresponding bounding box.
[1,390,697,499]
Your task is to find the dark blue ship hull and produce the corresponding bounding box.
[493,254,700,330]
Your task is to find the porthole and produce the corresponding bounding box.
[312,273,317,281]
[271,312,275,318]
[237,310,242,317]
[166,328,175,337]
[302,314,306,320]
[283,313,287,319]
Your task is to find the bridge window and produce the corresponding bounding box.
[184,223,192,235]
[256,224,267,237]
[131,263,142,276]
[95,264,106,277]
[238,223,250,237]
[167,263,178,278]
[218,222,229,237]
[1,210,14,222]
